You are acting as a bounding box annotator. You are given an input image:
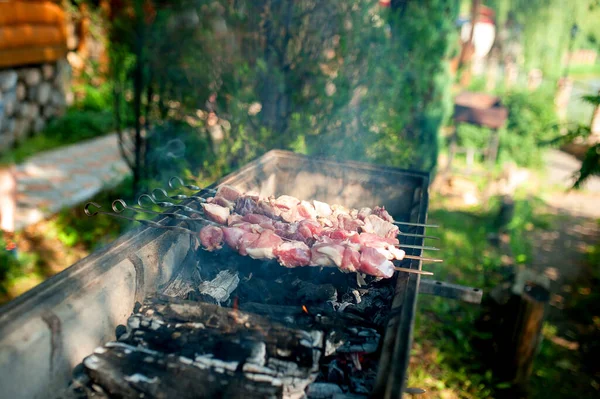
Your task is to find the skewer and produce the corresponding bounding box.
[138,193,199,213]
[396,243,439,251]
[151,188,207,204]
[393,267,433,276]
[398,231,439,240]
[168,176,216,193]
[403,254,443,263]
[84,202,201,237]
[393,221,438,228]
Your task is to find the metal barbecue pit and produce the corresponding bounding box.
[0,150,482,399]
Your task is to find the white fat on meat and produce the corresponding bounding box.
[201,203,230,225]
[362,215,400,239]
[297,200,318,220]
[274,241,311,267]
[357,207,372,220]
[311,242,345,268]
[359,247,395,278]
[199,225,223,251]
[245,230,283,260]
[313,200,333,218]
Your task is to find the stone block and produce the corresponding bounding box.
[37,83,52,105]
[42,64,55,80]
[0,70,18,91]
[0,129,16,152]
[54,59,72,93]
[29,104,40,120]
[16,82,26,101]
[32,117,45,134]
[18,102,32,119]
[43,105,57,119]
[2,118,15,135]
[20,68,42,86]
[50,91,67,108]
[14,118,31,143]
[3,90,17,116]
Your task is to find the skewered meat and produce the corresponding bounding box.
[199,225,223,251]
[359,247,395,278]
[216,185,242,202]
[341,246,361,272]
[245,230,283,260]
[357,207,372,220]
[221,226,246,250]
[372,206,394,223]
[202,203,230,225]
[297,200,318,220]
[313,200,333,218]
[362,215,399,239]
[274,241,312,267]
[311,241,345,268]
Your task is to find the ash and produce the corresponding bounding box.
[62,245,396,399]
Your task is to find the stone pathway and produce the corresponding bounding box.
[12,134,129,231]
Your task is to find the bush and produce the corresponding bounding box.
[454,89,559,169]
[498,89,559,168]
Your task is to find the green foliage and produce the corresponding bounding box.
[499,89,559,167]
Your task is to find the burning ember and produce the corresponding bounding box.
[302,305,309,314]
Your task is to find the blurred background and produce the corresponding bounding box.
[0,0,599,397]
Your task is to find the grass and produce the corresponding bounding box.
[407,191,599,398]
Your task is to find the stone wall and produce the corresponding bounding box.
[0,59,72,155]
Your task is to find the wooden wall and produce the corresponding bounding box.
[0,0,68,68]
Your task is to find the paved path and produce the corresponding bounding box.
[541,149,600,219]
[12,134,129,231]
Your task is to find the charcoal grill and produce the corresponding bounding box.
[0,150,481,399]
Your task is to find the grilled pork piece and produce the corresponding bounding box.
[221,226,246,250]
[359,247,395,278]
[274,241,312,267]
[362,214,400,239]
[199,225,223,251]
[245,230,283,260]
[216,185,242,202]
[202,203,230,225]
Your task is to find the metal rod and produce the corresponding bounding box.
[396,244,439,251]
[394,221,439,228]
[84,202,201,237]
[168,176,216,193]
[398,231,439,240]
[403,254,443,263]
[152,187,208,204]
[138,193,198,213]
[394,267,433,276]
[419,279,483,304]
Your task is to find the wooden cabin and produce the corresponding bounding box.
[0,0,68,68]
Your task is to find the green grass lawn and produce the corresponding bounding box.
[408,193,599,398]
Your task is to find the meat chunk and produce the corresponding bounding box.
[221,226,246,250]
[311,241,345,268]
[216,185,242,201]
[227,213,244,226]
[353,232,399,248]
[341,246,361,272]
[297,200,318,220]
[245,230,284,260]
[357,207,372,221]
[238,231,261,256]
[359,247,395,278]
[337,213,364,232]
[362,214,399,239]
[372,206,394,223]
[313,200,333,218]
[199,225,223,251]
[201,203,230,225]
[234,196,260,215]
[274,241,311,267]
